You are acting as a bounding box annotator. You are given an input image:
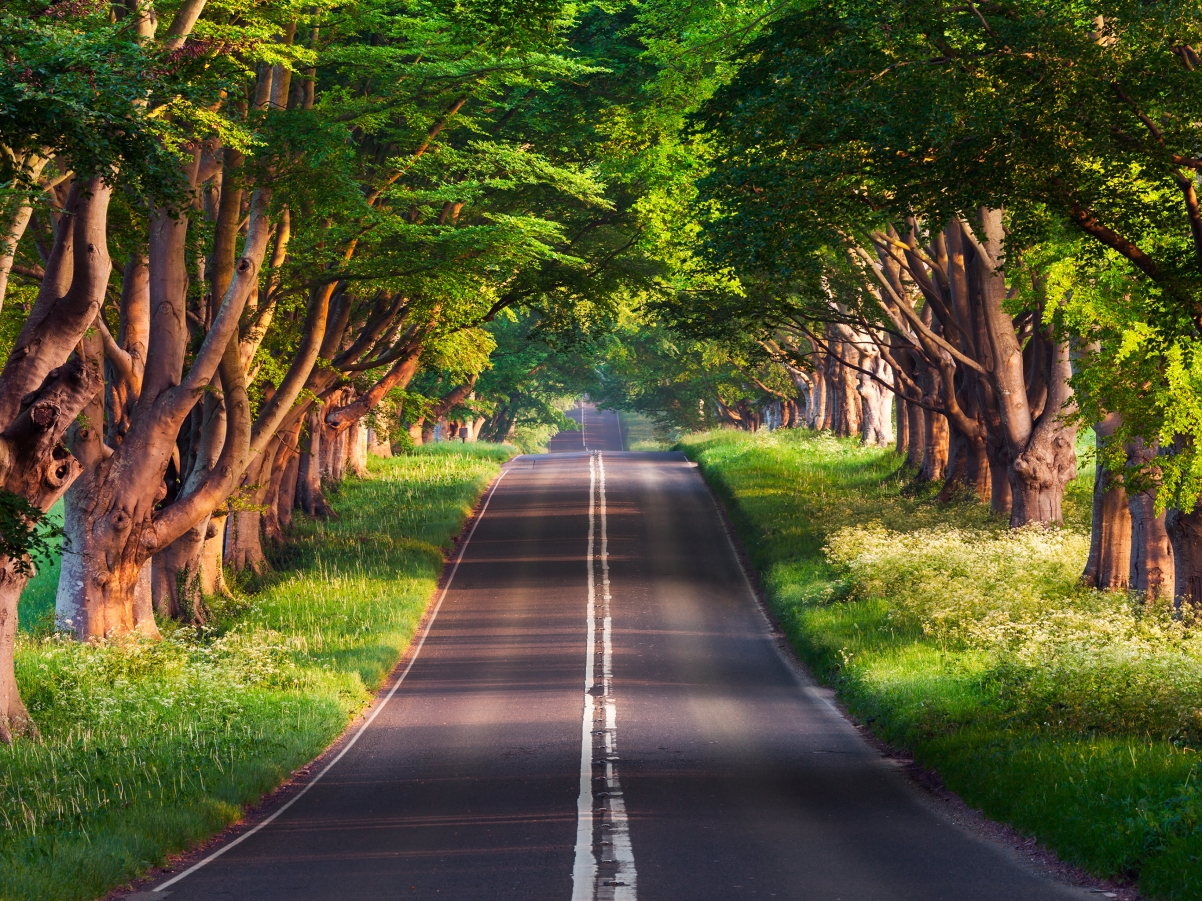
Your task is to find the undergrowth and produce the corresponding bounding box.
[1,444,511,901]
[680,428,1202,901]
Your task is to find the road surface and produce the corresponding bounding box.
[139,438,1092,901]
[547,401,624,452]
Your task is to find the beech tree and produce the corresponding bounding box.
[1,0,713,742]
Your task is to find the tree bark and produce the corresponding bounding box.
[808,350,828,429]
[906,396,926,470]
[226,507,266,574]
[0,569,36,743]
[969,210,1077,526]
[278,448,299,532]
[348,417,369,477]
[1130,491,1174,600]
[1007,341,1078,526]
[857,345,894,446]
[149,389,227,623]
[831,340,862,438]
[1167,504,1202,609]
[1083,414,1131,590]
[201,512,228,595]
[939,424,969,501]
[58,190,269,640]
[297,409,331,516]
[1127,438,1174,600]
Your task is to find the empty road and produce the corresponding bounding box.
[547,401,624,452]
[140,435,1091,900]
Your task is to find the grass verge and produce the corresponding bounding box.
[680,428,1202,901]
[1,444,512,901]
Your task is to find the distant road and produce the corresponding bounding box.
[142,430,1091,900]
[548,401,624,452]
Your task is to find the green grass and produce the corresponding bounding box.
[1,444,512,901]
[680,428,1202,900]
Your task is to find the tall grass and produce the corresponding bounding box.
[1,444,511,901]
[681,429,1202,901]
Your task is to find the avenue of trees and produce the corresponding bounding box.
[0,0,692,742]
[4,0,1202,747]
[595,1,1202,615]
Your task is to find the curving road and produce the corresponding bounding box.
[134,426,1093,901]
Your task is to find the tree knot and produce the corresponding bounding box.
[30,402,59,429]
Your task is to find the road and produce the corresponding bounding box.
[139,434,1092,900]
[547,401,624,452]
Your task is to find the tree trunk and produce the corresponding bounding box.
[55,189,269,641]
[0,570,37,742]
[201,512,228,595]
[1127,439,1174,600]
[1082,467,1131,591]
[1006,342,1078,527]
[966,433,992,504]
[347,417,369,477]
[832,342,861,439]
[906,399,926,469]
[325,421,347,486]
[1008,430,1078,526]
[297,411,331,516]
[151,527,208,623]
[226,508,267,574]
[986,439,1013,518]
[1131,491,1174,600]
[939,425,969,501]
[1083,414,1131,591]
[132,560,156,635]
[819,346,837,431]
[150,389,228,623]
[278,446,299,531]
[1166,504,1202,610]
[857,349,894,446]
[808,357,828,429]
[895,395,909,457]
[922,406,949,482]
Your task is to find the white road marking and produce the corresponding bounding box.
[154,467,512,894]
[572,453,637,900]
[572,455,599,898]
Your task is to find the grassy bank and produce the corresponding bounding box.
[1,444,511,901]
[680,429,1202,901]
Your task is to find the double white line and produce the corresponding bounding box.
[572,452,637,900]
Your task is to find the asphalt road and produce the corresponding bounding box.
[547,402,625,452]
[141,437,1092,901]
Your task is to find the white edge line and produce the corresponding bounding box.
[154,466,513,893]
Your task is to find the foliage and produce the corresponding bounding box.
[0,490,59,579]
[691,0,1202,508]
